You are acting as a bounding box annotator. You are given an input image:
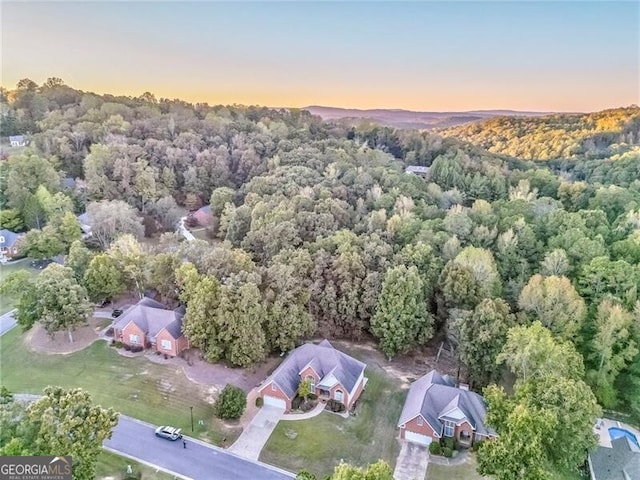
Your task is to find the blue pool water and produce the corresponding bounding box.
[608,427,640,448]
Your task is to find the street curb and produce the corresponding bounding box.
[102,446,192,480]
[119,415,295,478]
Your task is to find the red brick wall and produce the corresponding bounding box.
[259,382,292,411]
[155,329,178,357]
[349,376,366,409]
[401,415,439,440]
[121,323,146,347]
[455,421,474,443]
[176,335,189,355]
[299,366,320,384]
[329,383,349,407]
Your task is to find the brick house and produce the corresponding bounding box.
[0,229,24,262]
[112,298,189,357]
[397,370,496,447]
[258,339,367,412]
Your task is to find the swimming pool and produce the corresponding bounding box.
[608,427,640,448]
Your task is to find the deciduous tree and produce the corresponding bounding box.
[518,275,585,340]
[36,264,92,342]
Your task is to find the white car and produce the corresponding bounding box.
[155,426,182,441]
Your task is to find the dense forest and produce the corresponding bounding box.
[1,79,640,479]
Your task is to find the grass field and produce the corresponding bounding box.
[260,369,406,478]
[95,450,175,480]
[426,456,487,480]
[0,259,40,314]
[0,328,241,446]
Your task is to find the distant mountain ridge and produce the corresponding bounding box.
[304,105,555,130]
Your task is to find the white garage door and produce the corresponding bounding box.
[405,431,433,446]
[263,395,286,409]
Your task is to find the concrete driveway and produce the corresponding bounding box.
[393,440,429,480]
[0,310,17,336]
[230,405,285,460]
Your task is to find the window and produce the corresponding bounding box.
[334,390,343,402]
[305,375,315,393]
[444,421,455,437]
[417,416,424,426]
[161,339,172,351]
[129,334,140,344]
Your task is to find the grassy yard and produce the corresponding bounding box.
[0,259,40,314]
[0,328,241,446]
[427,455,582,480]
[260,369,406,478]
[426,455,487,480]
[95,450,175,480]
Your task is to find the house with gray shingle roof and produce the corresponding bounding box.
[589,436,640,480]
[397,370,496,447]
[258,340,367,412]
[112,297,188,357]
[0,229,24,262]
[405,165,430,177]
[9,135,26,147]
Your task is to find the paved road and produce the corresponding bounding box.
[229,405,285,460]
[105,416,294,480]
[0,309,17,336]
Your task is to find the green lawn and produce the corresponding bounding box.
[0,328,241,446]
[260,369,406,478]
[426,456,487,480]
[0,259,40,314]
[95,450,175,480]
[426,455,583,480]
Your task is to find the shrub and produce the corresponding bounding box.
[327,399,345,413]
[429,441,442,455]
[123,344,131,351]
[443,437,456,450]
[215,385,247,420]
[255,397,264,408]
[471,439,484,452]
[292,396,304,410]
[308,393,318,401]
[296,470,317,480]
[443,447,453,458]
[105,327,114,337]
[130,345,143,353]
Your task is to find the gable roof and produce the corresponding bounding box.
[196,205,212,216]
[9,135,24,143]
[0,229,22,249]
[397,370,495,437]
[263,340,366,399]
[113,297,185,340]
[405,165,429,174]
[590,437,640,480]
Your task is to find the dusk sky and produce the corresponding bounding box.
[2,1,638,112]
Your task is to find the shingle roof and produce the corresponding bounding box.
[405,165,429,174]
[590,437,640,480]
[77,212,89,225]
[113,297,185,340]
[0,229,21,249]
[9,135,24,142]
[264,340,366,399]
[197,205,212,216]
[397,370,495,437]
[62,177,76,190]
